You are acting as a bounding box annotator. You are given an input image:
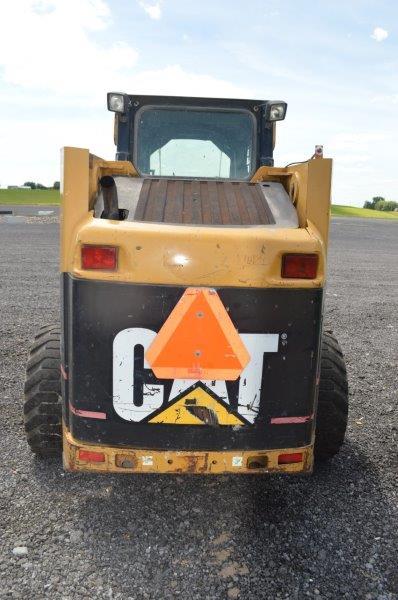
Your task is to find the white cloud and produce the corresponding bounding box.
[0,1,249,107]
[371,94,398,105]
[1,0,396,206]
[0,61,252,185]
[139,1,162,20]
[0,1,253,185]
[129,65,252,97]
[328,131,389,151]
[371,27,388,42]
[325,131,387,168]
[324,131,395,204]
[0,0,138,103]
[0,116,115,186]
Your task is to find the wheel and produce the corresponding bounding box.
[23,325,62,457]
[314,331,349,461]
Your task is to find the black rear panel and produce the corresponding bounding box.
[62,274,323,450]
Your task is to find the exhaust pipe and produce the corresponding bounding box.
[100,175,120,220]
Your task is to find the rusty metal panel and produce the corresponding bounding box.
[63,427,314,474]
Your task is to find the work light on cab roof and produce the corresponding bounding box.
[107,91,287,122]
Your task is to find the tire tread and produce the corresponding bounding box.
[23,325,62,457]
[315,331,349,461]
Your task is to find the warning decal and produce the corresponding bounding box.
[147,382,248,426]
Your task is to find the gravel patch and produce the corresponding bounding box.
[0,215,59,224]
[25,216,59,224]
[0,218,397,599]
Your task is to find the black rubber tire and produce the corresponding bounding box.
[23,325,62,457]
[314,331,349,462]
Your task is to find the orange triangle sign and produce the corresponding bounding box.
[145,288,250,380]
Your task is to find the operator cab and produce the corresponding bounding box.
[95,93,295,227]
[107,93,287,175]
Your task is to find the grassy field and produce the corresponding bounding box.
[0,188,60,205]
[331,204,398,220]
[0,189,397,219]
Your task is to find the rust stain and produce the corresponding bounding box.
[63,426,313,475]
[115,453,138,469]
[185,455,199,473]
[202,452,209,473]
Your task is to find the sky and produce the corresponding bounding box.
[0,0,397,206]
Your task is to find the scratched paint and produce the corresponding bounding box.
[113,328,279,423]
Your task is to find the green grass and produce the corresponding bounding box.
[331,204,398,220]
[0,188,60,205]
[0,189,397,220]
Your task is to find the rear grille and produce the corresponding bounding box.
[134,179,275,226]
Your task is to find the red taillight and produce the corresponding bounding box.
[81,245,117,270]
[278,452,303,464]
[78,449,106,463]
[281,254,318,279]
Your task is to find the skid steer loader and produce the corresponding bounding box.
[24,93,348,474]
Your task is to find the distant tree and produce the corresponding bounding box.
[374,199,386,211]
[53,181,60,190]
[363,196,385,210]
[36,183,47,189]
[378,200,398,212]
[24,181,36,189]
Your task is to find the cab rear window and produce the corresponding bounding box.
[135,107,255,180]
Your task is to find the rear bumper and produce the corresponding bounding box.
[63,426,314,475]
